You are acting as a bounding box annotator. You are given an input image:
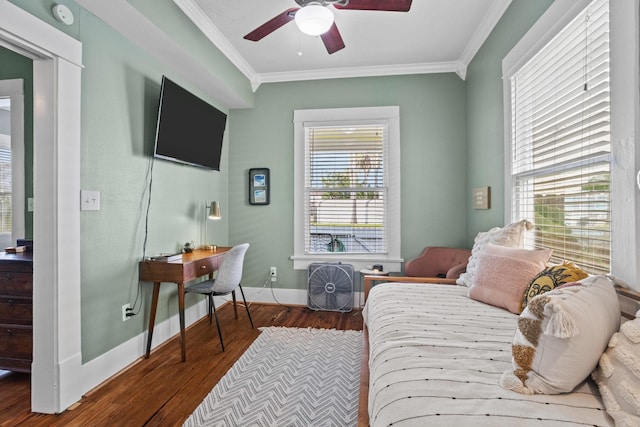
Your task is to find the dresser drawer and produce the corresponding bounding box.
[0,272,33,297]
[0,356,31,372]
[0,324,32,360]
[0,297,32,325]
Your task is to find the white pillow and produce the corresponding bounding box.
[500,275,620,395]
[457,219,533,287]
[592,309,640,426]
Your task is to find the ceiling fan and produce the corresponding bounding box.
[243,0,413,54]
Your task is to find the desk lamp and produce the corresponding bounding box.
[203,201,221,250]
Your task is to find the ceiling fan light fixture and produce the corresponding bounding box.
[295,3,334,36]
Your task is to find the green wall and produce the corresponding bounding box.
[77,8,233,361]
[229,74,468,289]
[464,0,554,243]
[0,46,34,238]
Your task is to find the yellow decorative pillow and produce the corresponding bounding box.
[521,261,588,311]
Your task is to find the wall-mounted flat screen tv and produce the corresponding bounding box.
[154,76,226,171]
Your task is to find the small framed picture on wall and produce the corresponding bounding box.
[249,168,270,205]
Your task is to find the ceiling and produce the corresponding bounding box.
[176,0,512,86]
[75,0,512,106]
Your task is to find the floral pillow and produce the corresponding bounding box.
[456,219,533,288]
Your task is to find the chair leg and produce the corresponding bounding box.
[238,284,254,329]
[211,300,224,352]
[208,294,213,324]
[232,290,238,319]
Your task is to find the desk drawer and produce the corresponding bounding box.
[192,258,218,277]
[0,272,33,297]
[0,297,32,325]
[182,257,220,280]
[0,324,32,360]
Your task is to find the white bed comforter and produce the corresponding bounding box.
[363,282,613,427]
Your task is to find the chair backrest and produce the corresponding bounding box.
[212,243,250,294]
[404,246,471,279]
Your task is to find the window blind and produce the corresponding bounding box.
[304,124,386,254]
[510,0,610,274]
[0,147,11,233]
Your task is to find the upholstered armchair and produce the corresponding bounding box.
[404,246,471,280]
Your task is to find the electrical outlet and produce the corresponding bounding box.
[270,266,277,282]
[122,303,131,322]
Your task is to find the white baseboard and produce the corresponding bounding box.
[80,297,209,394]
[78,286,364,397]
[242,285,365,309]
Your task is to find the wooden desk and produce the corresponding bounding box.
[139,247,230,361]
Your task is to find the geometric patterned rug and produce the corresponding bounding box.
[183,327,363,427]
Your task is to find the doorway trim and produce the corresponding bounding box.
[0,2,82,413]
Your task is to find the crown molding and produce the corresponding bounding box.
[174,0,511,90]
[458,0,512,71]
[76,0,251,107]
[173,0,261,91]
[256,61,461,86]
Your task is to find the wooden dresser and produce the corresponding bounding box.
[0,251,33,372]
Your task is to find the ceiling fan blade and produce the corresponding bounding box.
[320,23,345,54]
[243,8,298,41]
[334,0,412,12]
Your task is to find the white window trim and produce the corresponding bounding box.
[502,0,640,290]
[292,106,402,272]
[0,78,25,243]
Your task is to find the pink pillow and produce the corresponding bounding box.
[468,244,552,313]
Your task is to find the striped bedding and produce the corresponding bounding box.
[363,282,613,427]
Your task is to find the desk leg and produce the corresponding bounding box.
[145,282,161,358]
[178,282,186,362]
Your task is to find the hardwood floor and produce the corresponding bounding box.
[0,303,363,427]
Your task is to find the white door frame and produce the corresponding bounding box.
[0,1,83,413]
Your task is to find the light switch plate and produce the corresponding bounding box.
[81,190,100,211]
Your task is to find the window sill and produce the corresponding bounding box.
[290,254,403,272]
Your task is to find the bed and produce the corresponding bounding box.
[359,281,637,427]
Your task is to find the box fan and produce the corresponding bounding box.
[307,262,354,312]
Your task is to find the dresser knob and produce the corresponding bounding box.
[200,265,207,270]
[5,330,11,336]
[4,273,12,280]
[7,299,13,307]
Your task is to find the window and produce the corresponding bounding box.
[0,139,11,234]
[0,79,25,249]
[292,107,402,272]
[306,124,385,254]
[506,0,611,274]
